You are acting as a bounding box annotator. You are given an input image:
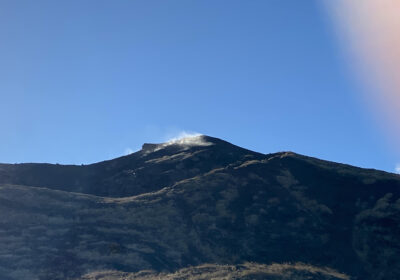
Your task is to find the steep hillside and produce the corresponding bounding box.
[0,135,399,280]
[0,136,262,197]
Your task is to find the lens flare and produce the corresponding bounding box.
[325,0,400,154]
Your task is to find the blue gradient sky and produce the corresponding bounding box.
[0,0,397,172]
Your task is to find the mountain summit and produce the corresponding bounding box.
[0,136,399,280]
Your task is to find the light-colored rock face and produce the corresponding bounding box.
[0,136,399,280]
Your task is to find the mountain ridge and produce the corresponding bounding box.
[0,135,399,279]
[1,135,398,197]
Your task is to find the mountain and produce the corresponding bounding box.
[0,135,399,280]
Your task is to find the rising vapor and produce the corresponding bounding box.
[159,132,212,150]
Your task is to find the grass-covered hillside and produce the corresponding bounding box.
[0,136,399,279]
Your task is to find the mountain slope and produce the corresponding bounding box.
[79,263,350,280]
[0,136,262,197]
[0,135,399,280]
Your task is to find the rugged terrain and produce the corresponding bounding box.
[79,263,350,280]
[0,135,399,279]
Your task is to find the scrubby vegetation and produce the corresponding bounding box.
[0,136,399,279]
[79,263,350,280]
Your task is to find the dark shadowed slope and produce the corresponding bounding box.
[0,136,263,197]
[0,135,399,280]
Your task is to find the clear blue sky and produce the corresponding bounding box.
[0,0,397,172]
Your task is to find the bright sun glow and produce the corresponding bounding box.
[325,0,400,155]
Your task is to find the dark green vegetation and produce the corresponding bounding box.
[0,136,399,279]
